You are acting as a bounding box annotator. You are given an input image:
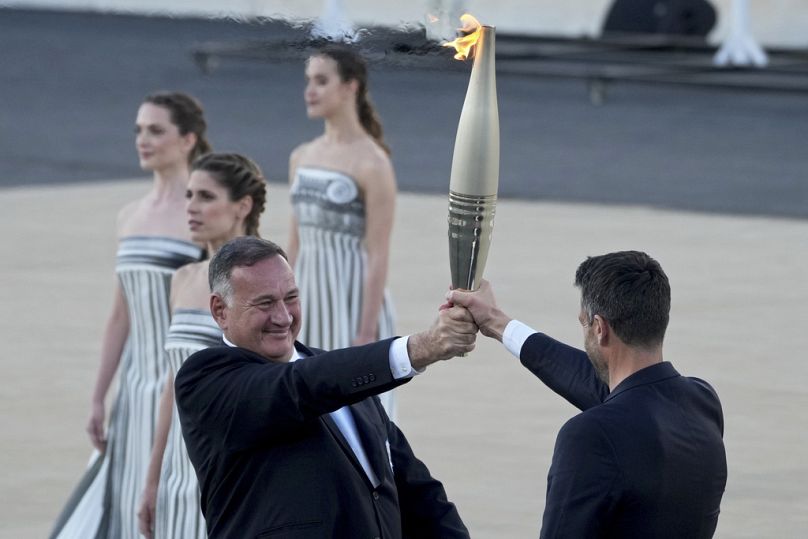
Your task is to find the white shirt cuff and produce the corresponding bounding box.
[389,336,420,379]
[503,320,538,358]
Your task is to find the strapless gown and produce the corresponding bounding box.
[50,236,201,539]
[155,309,222,539]
[291,167,397,419]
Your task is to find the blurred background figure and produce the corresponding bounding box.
[137,153,267,539]
[287,45,398,419]
[49,92,210,539]
[602,0,717,38]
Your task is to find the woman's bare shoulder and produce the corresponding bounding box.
[173,260,208,286]
[115,197,145,236]
[290,138,323,163]
[355,139,394,181]
[289,139,322,182]
[171,260,211,310]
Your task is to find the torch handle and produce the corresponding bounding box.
[448,191,497,292]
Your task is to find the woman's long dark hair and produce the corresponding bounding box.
[143,91,212,164]
[315,45,390,155]
[191,153,267,238]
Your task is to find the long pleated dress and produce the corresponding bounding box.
[50,236,201,539]
[155,309,222,539]
[291,166,397,418]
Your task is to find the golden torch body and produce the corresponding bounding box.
[448,25,499,291]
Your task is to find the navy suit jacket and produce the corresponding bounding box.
[175,338,468,539]
[520,333,727,538]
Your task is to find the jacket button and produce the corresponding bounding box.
[372,491,379,500]
[363,375,370,383]
[351,380,358,388]
[369,374,376,382]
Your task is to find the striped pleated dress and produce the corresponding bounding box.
[50,236,201,539]
[291,167,397,419]
[155,309,222,539]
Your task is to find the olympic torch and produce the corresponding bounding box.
[444,15,499,292]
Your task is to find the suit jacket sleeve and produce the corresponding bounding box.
[520,333,609,411]
[540,413,619,538]
[381,404,470,539]
[175,338,411,452]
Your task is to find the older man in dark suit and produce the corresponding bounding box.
[450,250,727,538]
[175,237,473,538]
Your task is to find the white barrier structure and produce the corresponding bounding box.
[2,1,805,50]
[714,0,769,67]
[311,0,354,40]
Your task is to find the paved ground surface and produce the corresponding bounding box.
[1,8,807,218]
[2,179,807,538]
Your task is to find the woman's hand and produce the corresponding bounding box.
[86,400,107,452]
[137,482,159,539]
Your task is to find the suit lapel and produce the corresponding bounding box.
[319,413,373,484]
[350,399,392,481]
[296,342,381,488]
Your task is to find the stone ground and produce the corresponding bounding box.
[2,180,807,537]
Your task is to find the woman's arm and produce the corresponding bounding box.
[138,370,175,539]
[287,147,303,267]
[354,154,397,345]
[87,280,129,452]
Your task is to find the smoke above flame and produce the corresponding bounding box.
[442,14,483,61]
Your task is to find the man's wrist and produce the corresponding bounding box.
[389,335,420,379]
[406,331,434,372]
[483,309,511,342]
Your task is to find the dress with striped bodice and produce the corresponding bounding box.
[50,236,201,539]
[156,309,222,539]
[291,167,397,418]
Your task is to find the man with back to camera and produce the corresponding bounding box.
[449,250,727,537]
[175,236,474,538]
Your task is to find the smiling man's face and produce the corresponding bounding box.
[214,255,301,362]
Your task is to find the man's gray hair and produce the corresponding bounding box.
[208,237,288,305]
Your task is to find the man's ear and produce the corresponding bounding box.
[593,315,610,345]
[210,294,228,331]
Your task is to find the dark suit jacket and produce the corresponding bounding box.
[175,338,468,539]
[520,333,727,538]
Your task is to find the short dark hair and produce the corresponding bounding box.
[575,251,670,348]
[209,237,288,304]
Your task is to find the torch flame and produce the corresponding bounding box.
[442,14,483,61]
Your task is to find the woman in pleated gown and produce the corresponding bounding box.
[287,45,398,419]
[137,153,267,539]
[49,92,210,539]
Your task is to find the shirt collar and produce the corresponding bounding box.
[222,334,301,362]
